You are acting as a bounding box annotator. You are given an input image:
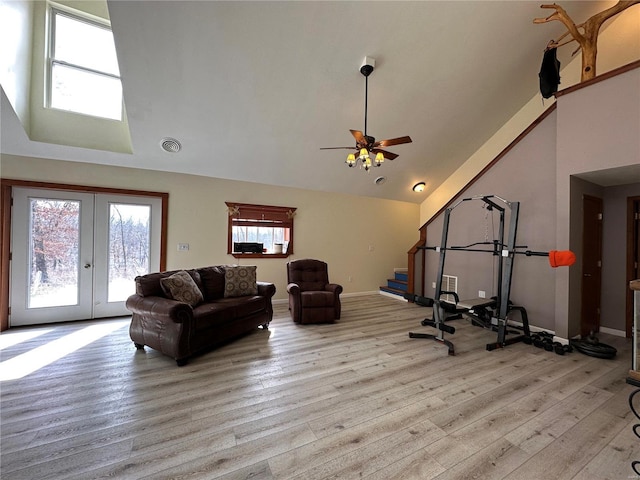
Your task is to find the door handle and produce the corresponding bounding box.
[84,263,92,269]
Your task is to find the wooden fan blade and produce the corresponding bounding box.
[371,148,399,160]
[374,136,412,148]
[320,147,357,150]
[350,130,365,144]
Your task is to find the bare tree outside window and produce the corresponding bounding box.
[108,204,151,302]
[29,199,80,307]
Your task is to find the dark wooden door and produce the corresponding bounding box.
[580,195,603,337]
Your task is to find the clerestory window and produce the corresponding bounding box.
[47,5,122,120]
[226,202,296,258]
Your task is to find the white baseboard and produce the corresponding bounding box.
[506,319,567,344]
[273,290,380,305]
[507,318,554,336]
[599,326,626,337]
[537,327,625,345]
[379,290,408,301]
[343,291,380,298]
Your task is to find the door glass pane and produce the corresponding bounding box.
[29,199,80,308]
[108,204,151,302]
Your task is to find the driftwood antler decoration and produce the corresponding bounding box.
[534,1,640,81]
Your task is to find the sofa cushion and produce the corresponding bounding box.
[219,296,266,318]
[223,265,258,298]
[136,269,202,297]
[192,302,237,328]
[198,266,226,301]
[136,271,172,297]
[191,296,266,330]
[160,270,204,306]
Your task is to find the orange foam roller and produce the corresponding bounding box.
[548,250,576,268]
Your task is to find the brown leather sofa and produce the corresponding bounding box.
[126,266,275,365]
[286,259,342,324]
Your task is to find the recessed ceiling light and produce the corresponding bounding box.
[160,137,182,153]
[412,182,426,192]
[375,176,386,185]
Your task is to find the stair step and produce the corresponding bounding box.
[380,286,406,296]
[381,268,410,299]
[386,279,407,291]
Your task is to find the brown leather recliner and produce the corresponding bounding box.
[286,259,343,324]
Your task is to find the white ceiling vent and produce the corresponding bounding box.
[375,176,386,185]
[160,137,182,153]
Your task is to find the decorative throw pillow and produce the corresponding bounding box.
[160,270,204,306]
[198,266,227,301]
[223,265,258,298]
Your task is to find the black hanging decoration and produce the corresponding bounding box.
[539,47,561,99]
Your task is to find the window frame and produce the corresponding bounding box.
[226,202,296,259]
[46,4,123,120]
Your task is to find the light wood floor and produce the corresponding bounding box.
[1,294,638,479]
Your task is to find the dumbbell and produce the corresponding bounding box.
[553,342,573,355]
[528,332,553,348]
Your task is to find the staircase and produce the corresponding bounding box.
[380,268,408,300]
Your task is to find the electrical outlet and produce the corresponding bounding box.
[479,290,486,298]
[177,243,189,251]
[348,276,353,282]
[432,282,436,289]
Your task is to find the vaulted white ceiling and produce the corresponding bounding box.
[1,1,620,203]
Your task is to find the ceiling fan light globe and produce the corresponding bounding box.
[375,152,384,164]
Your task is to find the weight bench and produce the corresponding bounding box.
[409,291,530,355]
[432,292,497,328]
[455,297,495,311]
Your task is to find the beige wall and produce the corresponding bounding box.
[1,154,420,301]
[421,64,640,339]
[557,66,640,338]
[418,7,640,340]
[0,0,33,132]
[420,6,640,225]
[422,109,559,332]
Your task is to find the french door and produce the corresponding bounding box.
[10,188,161,326]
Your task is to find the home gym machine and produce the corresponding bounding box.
[409,194,575,355]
